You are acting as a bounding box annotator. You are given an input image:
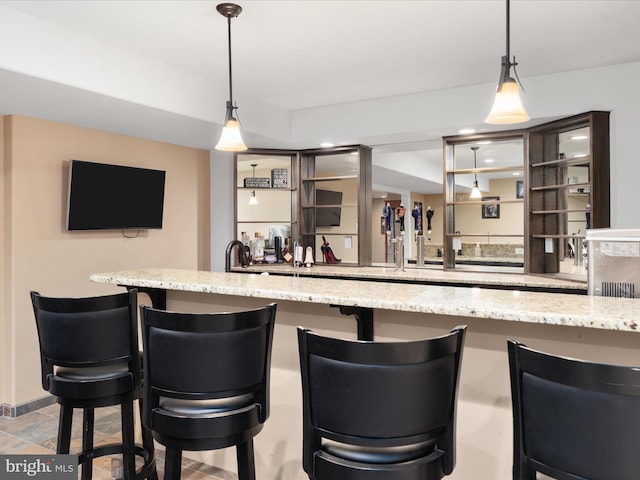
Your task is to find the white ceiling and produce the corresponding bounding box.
[4,0,639,110]
[0,0,639,193]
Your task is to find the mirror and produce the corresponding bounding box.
[370,136,526,273]
[371,140,444,268]
[556,126,590,280]
[300,150,365,265]
[235,152,296,261]
[446,137,525,273]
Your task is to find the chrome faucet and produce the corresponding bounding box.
[225,240,249,272]
[391,235,405,272]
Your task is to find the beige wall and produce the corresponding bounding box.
[1,116,6,405]
[455,178,524,244]
[1,115,210,408]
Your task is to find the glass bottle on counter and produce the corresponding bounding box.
[241,231,252,264]
[253,233,265,263]
[282,237,293,263]
[293,240,304,268]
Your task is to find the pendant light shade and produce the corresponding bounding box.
[485,0,529,124]
[215,3,247,152]
[216,109,246,151]
[486,77,528,124]
[470,147,483,199]
[470,180,483,199]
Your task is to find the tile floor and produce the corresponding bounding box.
[0,402,235,480]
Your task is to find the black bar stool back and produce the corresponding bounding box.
[140,303,277,480]
[31,290,157,480]
[508,340,640,480]
[297,325,467,480]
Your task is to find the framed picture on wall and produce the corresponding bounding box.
[516,180,524,199]
[482,196,500,219]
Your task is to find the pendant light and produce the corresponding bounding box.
[248,163,258,205]
[215,3,247,151]
[485,0,529,124]
[470,147,482,199]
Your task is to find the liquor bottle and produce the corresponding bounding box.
[253,233,265,263]
[282,237,294,263]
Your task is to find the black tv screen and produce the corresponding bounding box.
[67,160,166,231]
[316,189,342,227]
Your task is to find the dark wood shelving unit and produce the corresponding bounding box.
[526,111,610,276]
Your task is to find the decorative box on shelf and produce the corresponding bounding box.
[244,177,270,188]
[271,168,288,188]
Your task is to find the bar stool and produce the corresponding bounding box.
[139,303,277,480]
[31,290,157,480]
[297,325,467,480]
[508,340,640,480]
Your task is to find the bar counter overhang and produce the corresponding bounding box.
[91,268,640,480]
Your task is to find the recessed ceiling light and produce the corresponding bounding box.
[320,142,335,148]
[513,172,522,176]
[458,128,475,134]
[570,135,588,141]
[573,153,588,158]
[484,158,494,163]
[477,140,492,145]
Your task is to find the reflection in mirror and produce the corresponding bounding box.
[303,152,361,264]
[235,153,295,263]
[556,126,590,280]
[371,140,444,269]
[446,136,525,273]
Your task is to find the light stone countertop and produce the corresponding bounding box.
[90,267,638,333]
[230,263,587,292]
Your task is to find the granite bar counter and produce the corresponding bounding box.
[229,263,587,294]
[91,268,639,480]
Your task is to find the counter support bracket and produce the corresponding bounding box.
[122,286,167,310]
[331,305,374,341]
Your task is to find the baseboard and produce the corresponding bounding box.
[1,395,56,418]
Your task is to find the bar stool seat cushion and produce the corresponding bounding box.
[322,439,436,464]
[159,394,254,416]
[55,362,130,380]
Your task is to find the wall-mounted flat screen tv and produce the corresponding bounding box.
[67,160,166,231]
[316,189,342,227]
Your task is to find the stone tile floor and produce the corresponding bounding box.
[0,403,234,480]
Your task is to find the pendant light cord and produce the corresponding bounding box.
[505,0,510,62]
[472,146,479,181]
[226,15,234,107]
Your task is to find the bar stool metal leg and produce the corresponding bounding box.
[57,405,73,454]
[164,448,182,480]
[81,408,94,480]
[236,440,256,480]
[121,401,136,480]
[138,398,159,480]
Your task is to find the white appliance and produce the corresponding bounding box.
[587,228,640,298]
